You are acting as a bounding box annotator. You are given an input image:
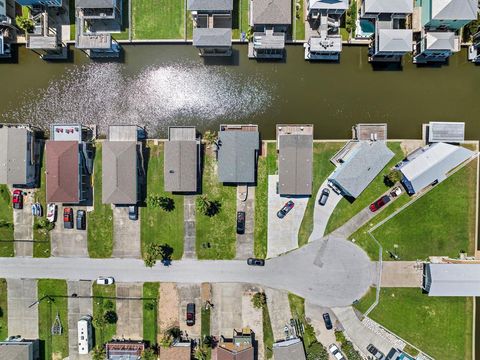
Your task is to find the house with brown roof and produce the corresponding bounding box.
[158,341,191,360]
[216,328,254,360]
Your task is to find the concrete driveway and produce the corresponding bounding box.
[159,283,179,334]
[211,283,243,336]
[305,302,338,359]
[242,286,264,360]
[51,205,88,257]
[116,283,143,340]
[67,280,93,360]
[267,175,309,258]
[264,287,291,342]
[13,189,34,257]
[112,207,141,258]
[177,283,201,339]
[236,186,255,260]
[7,279,38,338]
[381,261,423,287]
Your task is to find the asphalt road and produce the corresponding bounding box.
[0,237,374,307]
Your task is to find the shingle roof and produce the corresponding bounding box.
[423,263,480,296]
[164,140,198,192]
[46,141,80,203]
[278,134,313,195]
[252,0,292,25]
[425,31,455,50]
[378,29,412,52]
[0,127,30,185]
[431,0,477,21]
[308,0,348,11]
[217,345,254,360]
[193,28,232,47]
[217,131,259,183]
[363,0,413,14]
[158,345,191,360]
[102,141,138,204]
[428,122,465,143]
[273,339,307,360]
[187,0,233,11]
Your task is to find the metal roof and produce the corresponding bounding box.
[164,140,198,192]
[423,263,480,296]
[252,0,291,25]
[168,126,196,141]
[308,0,348,10]
[0,127,30,185]
[377,29,412,52]
[102,141,138,204]
[278,134,313,195]
[108,125,138,141]
[76,0,115,8]
[428,121,465,143]
[46,141,80,203]
[329,141,395,198]
[425,31,455,50]
[431,0,477,20]
[187,0,233,11]
[363,0,413,14]
[273,339,306,360]
[217,131,259,183]
[398,142,473,194]
[193,28,232,47]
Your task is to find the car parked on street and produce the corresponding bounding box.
[277,200,294,219]
[318,188,330,206]
[128,205,138,221]
[186,303,195,326]
[247,258,265,266]
[12,190,23,210]
[329,344,345,360]
[367,344,384,359]
[96,277,114,285]
[63,207,74,229]
[369,195,391,212]
[322,312,333,330]
[236,211,246,234]
[76,210,86,230]
[47,203,57,222]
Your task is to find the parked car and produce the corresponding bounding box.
[186,303,195,326]
[322,312,333,330]
[96,277,114,285]
[327,181,342,195]
[367,344,385,360]
[236,211,246,234]
[128,205,138,221]
[318,188,330,206]
[76,210,86,230]
[32,203,42,217]
[247,258,265,266]
[12,190,23,210]
[369,195,391,212]
[63,207,74,229]
[47,203,57,223]
[390,186,402,197]
[277,200,294,219]
[329,344,345,360]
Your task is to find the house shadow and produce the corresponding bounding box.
[203,48,240,66]
[371,62,403,71]
[0,44,19,64]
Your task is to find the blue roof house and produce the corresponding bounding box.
[420,0,477,31]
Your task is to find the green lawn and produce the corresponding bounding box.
[355,288,473,359]
[133,0,185,39]
[186,11,193,40]
[141,143,184,260]
[294,0,305,40]
[0,279,7,340]
[69,0,76,40]
[201,306,212,359]
[340,28,349,41]
[37,279,69,360]
[0,185,14,257]
[366,161,477,261]
[266,142,277,174]
[232,0,249,38]
[88,143,114,258]
[33,152,50,258]
[143,282,159,346]
[254,147,270,258]
[196,153,236,260]
[298,142,345,247]
[288,293,317,347]
[92,283,117,345]
[263,303,274,359]
[325,142,405,234]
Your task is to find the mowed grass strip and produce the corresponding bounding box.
[92,283,117,345]
[201,306,212,359]
[355,288,473,359]
[0,185,14,257]
[0,279,7,340]
[263,303,274,359]
[133,0,185,39]
[34,152,50,257]
[254,154,268,258]
[294,0,305,40]
[141,142,184,260]
[143,282,159,346]
[88,143,114,258]
[38,279,69,360]
[196,152,236,259]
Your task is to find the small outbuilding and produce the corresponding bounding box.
[423,263,480,296]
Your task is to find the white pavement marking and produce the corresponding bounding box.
[7,278,38,339]
[68,281,93,360]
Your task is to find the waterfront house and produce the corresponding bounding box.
[412,31,458,63]
[468,31,480,63]
[0,0,13,58]
[217,124,259,184]
[248,0,291,59]
[304,0,348,61]
[427,121,465,143]
[26,11,67,60]
[420,0,477,31]
[16,0,61,7]
[396,142,473,195]
[164,126,199,193]
[423,263,480,296]
[0,125,36,187]
[188,0,233,56]
[75,0,122,58]
[273,338,307,360]
[361,0,413,18]
[216,328,255,360]
[277,125,313,196]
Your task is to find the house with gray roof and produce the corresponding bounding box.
[428,122,465,143]
[0,339,40,360]
[413,31,458,63]
[188,0,233,56]
[164,126,199,193]
[329,141,394,198]
[217,125,259,183]
[420,0,477,31]
[0,125,36,187]
[361,0,413,17]
[248,0,291,59]
[397,142,473,194]
[26,11,67,60]
[272,338,306,360]
[423,263,480,296]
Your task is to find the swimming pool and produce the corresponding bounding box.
[356,18,375,38]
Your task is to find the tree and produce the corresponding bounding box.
[104,300,114,310]
[92,346,106,360]
[103,310,118,324]
[141,348,156,360]
[195,345,208,360]
[160,334,173,348]
[147,194,161,208]
[384,169,402,187]
[15,16,35,34]
[251,292,267,309]
[159,196,175,212]
[345,1,357,36]
[166,326,182,339]
[196,196,221,217]
[203,335,215,348]
[203,131,217,146]
[306,342,329,360]
[144,253,157,267]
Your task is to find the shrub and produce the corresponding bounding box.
[251,292,267,309]
[92,346,106,360]
[140,348,156,360]
[15,16,34,33]
[384,169,403,187]
[103,310,118,324]
[306,341,329,360]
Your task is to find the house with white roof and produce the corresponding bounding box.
[420,0,477,31]
[413,31,459,63]
[361,0,413,18]
[423,263,480,296]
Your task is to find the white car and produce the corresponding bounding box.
[96,277,114,285]
[47,203,57,222]
[329,344,346,360]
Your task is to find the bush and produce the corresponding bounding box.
[103,310,118,324]
[141,348,156,360]
[384,169,403,187]
[203,131,217,146]
[144,301,155,311]
[93,316,106,328]
[306,341,329,360]
[104,300,114,310]
[196,196,221,217]
[251,292,267,309]
[15,16,34,33]
[341,340,363,360]
[92,346,106,360]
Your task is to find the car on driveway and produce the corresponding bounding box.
[63,208,74,229]
[369,195,391,212]
[47,203,57,222]
[329,344,345,360]
[186,303,195,326]
[12,190,23,210]
[247,258,265,266]
[367,344,384,359]
[76,210,86,230]
[236,211,246,234]
[96,277,114,285]
[277,200,294,219]
[32,203,41,217]
[318,188,330,206]
[128,205,138,221]
[322,312,333,330]
[327,181,342,195]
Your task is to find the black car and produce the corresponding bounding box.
[236,211,246,234]
[186,303,195,326]
[247,258,265,266]
[76,210,86,230]
[318,188,330,206]
[277,200,295,219]
[322,312,333,330]
[367,344,384,360]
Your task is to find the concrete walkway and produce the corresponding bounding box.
[13,191,34,257]
[211,283,243,336]
[183,195,196,259]
[116,283,143,340]
[67,280,93,360]
[380,261,423,287]
[51,205,88,257]
[236,186,255,260]
[7,279,38,338]
[113,207,141,258]
[265,287,292,341]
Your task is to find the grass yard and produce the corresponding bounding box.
[367,161,477,261]
[143,282,159,346]
[88,143,114,258]
[263,303,274,359]
[254,154,268,258]
[298,142,345,247]
[0,279,7,340]
[201,306,212,359]
[0,185,14,257]
[232,0,249,38]
[37,279,69,360]
[133,0,185,39]
[69,0,75,40]
[141,143,184,260]
[288,293,317,347]
[33,152,50,258]
[266,142,277,174]
[92,283,117,345]
[325,142,405,234]
[293,0,305,40]
[355,288,473,359]
[196,152,236,260]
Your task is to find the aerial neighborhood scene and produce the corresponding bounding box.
[0,0,479,360]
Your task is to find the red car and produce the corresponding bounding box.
[369,195,391,212]
[63,208,74,229]
[12,190,23,210]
